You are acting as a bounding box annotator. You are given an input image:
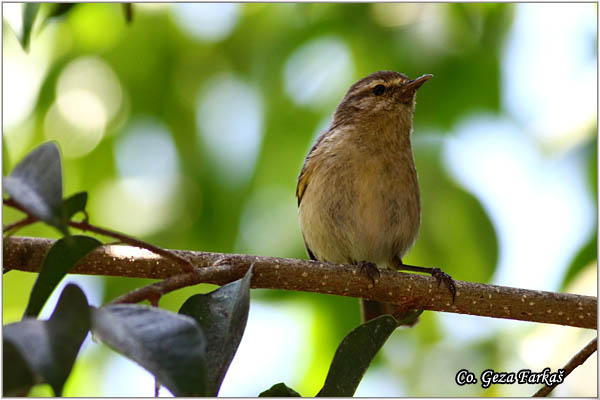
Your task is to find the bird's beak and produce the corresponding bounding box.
[404,74,433,92]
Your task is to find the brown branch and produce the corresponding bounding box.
[532,337,598,397]
[3,236,597,330]
[108,264,235,305]
[2,198,194,273]
[3,198,29,213]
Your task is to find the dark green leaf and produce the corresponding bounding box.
[395,308,424,326]
[20,3,40,51]
[91,304,208,396]
[47,3,77,20]
[259,382,301,397]
[2,136,10,175]
[24,235,101,318]
[317,315,400,397]
[2,340,35,396]
[123,3,133,23]
[179,267,252,396]
[3,142,65,233]
[61,191,88,222]
[561,233,597,291]
[22,3,78,48]
[4,284,90,396]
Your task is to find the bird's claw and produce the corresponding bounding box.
[358,261,380,285]
[431,267,456,303]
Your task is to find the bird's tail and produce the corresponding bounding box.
[360,299,423,326]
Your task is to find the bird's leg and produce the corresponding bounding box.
[357,261,380,285]
[397,259,456,302]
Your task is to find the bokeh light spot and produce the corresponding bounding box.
[90,177,178,237]
[44,102,104,158]
[218,302,312,396]
[45,56,123,158]
[57,89,107,132]
[171,3,241,42]
[3,4,53,131]
[284,36,354,107]
[57,56,123,122]
[196,75,264,186]
[502,3,597,149]
[236,186,302,257]
[371,3,422,28]
[89,118,181,236]
[115,119,179,184]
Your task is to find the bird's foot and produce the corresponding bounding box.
[430,267,456,302]
[358,261,380,285]
[396,260,456,303]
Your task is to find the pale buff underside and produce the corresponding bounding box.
[298,124,420,270]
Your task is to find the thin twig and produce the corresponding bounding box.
[3,198,28,213]
[2,198,194,273]
[108,266,227,305]
[3,215,37,235]
[4,237,596,330]
[68,220,194,273]
[532,337,598,397]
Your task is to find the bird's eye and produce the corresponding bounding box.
[372,84,385,96]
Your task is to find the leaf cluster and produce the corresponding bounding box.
[3,142,403,397]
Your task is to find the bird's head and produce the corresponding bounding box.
[332,70,432,127]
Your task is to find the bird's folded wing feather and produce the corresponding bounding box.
[296,132,327,206]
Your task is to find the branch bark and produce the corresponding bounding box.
[3,236,597,330]
[3,197,194,273]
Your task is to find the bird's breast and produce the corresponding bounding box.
[298,139,420,268]
[350,151,421,262]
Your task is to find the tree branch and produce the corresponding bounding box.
[2,198,194,273]
[532,337,597,397]
[3,236,597,330]
[67,220,195,273]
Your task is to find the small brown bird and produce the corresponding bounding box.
[296,70,455,323]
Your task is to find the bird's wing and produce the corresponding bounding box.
[296,132,327,207]
[302,233,317,260]
[297,132,330,261]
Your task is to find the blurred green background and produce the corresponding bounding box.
[2,3,597,397]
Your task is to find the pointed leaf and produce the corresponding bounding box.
[36,4,78,39]
[4,284,90,396]
[179,267,252,395]
[561,233,597,290]
[395,308,424,326]
[61,191,88,222]
[317,315,400,397]
[24,235,101,318]
[47,3,77,20]
[20,3,40,51]
[91,304,208,396]
[3,136,10,175]
[122,3,133,23]
[3,142,64,232]
[259,382,301,397]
